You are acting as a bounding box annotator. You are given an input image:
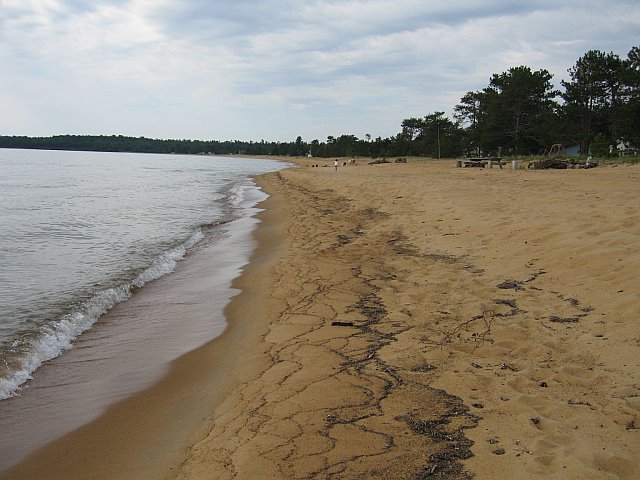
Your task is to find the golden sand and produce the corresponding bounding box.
[5,159,639,479]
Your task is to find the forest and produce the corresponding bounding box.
[1,47,638,159]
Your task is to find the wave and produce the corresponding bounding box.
[0,229,205,400]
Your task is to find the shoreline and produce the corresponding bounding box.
[4,160,639,479]
[0,178,286,478]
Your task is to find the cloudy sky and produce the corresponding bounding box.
[1,1,638,142]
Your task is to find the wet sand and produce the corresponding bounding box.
[4,159,639,479]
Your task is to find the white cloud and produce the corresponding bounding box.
[0,0,638,141]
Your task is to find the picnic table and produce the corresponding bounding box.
[460,157,505,169]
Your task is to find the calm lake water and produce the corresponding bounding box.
[0,149,286,400]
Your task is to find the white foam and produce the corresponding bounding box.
[0,230,206,400]
[133,229,204,287]
[229,179,268,211]
[0,284,132,400]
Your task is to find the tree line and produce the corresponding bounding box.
[1,46,638,159]
[0,134,299,156]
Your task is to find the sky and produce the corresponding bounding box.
[1,1,638,142]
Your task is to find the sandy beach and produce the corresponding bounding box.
[4,159,639,479]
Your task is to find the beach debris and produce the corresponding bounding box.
[411,363,438,372]
[471,362,483,369]
[529,158,570,169]
[500,363,518,372]
[524,270,546,283]
[472,403,484,409]
[336,234,352,245]
[492,448,506,455]
[368,158,390,165]
[529,158,598,169]
[395,157,407,163]
[487,438,499,444]
[401,416,454,441]
[496,279,523,290]
[568,399,594,408]
[425,253,460,264]
[528,144,598,169]
[626,420,638,430]
[549,315,580,323]
[353,291,387,325]
[331,321,355,327]
[514,441,533,456]
[420,443,474,479]
[530,416,541,427]
[492,299,523,318]
[399,389,478,479]
[494,299,518,309]
[539,381,548,388]
[386,231,420,256]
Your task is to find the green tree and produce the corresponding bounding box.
[454,91,483,154]
[487,66,559,155]
[295,135,308,156]
[397,112,463,157]
[619,46,640,148]
[399,117,423,155]
[415,112,461,158]
[454,67,559,157]
[561,50,629,152]
[309,139,321,157]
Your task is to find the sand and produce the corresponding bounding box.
[4,159,639,479]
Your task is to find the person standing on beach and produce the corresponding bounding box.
[334,159,339,171]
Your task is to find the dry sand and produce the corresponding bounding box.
[4,159,639,479]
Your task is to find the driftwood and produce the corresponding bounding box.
[529,159,598,170]
[549,315,580,323]
[368,158,390,165]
